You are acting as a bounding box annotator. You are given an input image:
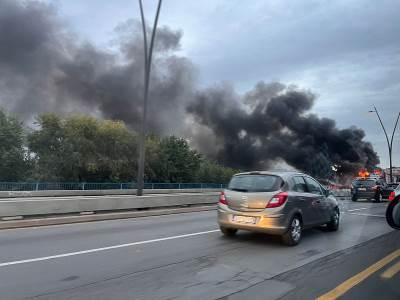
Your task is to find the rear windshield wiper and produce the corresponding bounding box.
[229,188,248,192]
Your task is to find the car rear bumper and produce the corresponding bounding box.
[353,191,376,200]
[217,205,289,235]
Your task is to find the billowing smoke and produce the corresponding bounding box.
[187,82,379,177]
[0,0,195,134]
[0,0,379,177]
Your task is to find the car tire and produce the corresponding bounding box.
[282,216,302,246]
[220,226,237,237]
[326,209,340,231]
[352,195,357,202]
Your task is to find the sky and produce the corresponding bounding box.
[37,0,400,168]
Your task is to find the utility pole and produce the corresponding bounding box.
[136,0,163,196]
[369,106,400,183]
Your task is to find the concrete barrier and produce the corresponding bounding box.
[0,188,222,199]
[0,189,350,219]
[0,192,219,218]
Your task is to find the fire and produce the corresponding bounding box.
[373,169,382,175]
[358,169,370,178]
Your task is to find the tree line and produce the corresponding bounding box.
[0,109,238,183]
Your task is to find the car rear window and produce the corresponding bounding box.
[388,183,399,188]
[353,180,375,187]
[228,175,283,192]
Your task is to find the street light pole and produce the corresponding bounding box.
[136,0,163,196]
[369,106,400,183]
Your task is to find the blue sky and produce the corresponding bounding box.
[45,0,400,168]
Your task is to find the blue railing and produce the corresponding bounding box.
[0,182,226,191]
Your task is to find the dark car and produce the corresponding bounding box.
[381,183,399,199]
[351,178,384,202]
[218,171,340,246]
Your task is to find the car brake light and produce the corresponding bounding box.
[389,191,395,201]
[266,192,288,208]
[219,192,228,205]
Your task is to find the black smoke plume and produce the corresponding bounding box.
[0,0,380,178]
[187,82,379,177]
[0,0,195,134]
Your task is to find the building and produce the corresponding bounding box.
[384,167,400,182]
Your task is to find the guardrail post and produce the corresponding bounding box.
[178,183,181,189]
[35,182,39,191]
[120,183,123,190]
[82,183,86,190]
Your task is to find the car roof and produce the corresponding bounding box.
[233,170,307,179]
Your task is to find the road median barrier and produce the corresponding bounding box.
[0,204,217,229]
[0,188,222,199]
[0,188,350,229]
[0,191,220,227]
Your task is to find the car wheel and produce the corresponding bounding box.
[351,195,357,202]
[326,209,340,231]
[282,216,302,246]
[220,226,237,237]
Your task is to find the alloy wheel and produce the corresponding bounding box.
[291,218,302,241]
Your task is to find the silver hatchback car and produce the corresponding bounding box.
[218,171,340,245]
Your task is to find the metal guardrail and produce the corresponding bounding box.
[0,182,227,191]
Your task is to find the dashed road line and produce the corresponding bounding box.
[347,208,368,212]
[316,249,400,300]
[381,260,400,279]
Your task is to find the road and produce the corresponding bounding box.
[0,199,398,299]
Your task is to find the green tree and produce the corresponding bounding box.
[28,114,66,181]
[94,119,137,182]
[196,160,238,183]
[29,114,138,182]
[146,136,202,183]
[27,113,235,184]
[0,109,29,181]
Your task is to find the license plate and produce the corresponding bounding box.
[233,215,256,224]
[358,188,366,191]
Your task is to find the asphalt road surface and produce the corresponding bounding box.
[0,199,397,300]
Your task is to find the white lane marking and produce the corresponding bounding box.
[0,229,219,268]
[347,208,368,212]
[344,212,385,218]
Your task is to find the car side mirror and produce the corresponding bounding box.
[386,196,400,230]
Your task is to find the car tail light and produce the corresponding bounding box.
[266,192,288,208]
[371,185,381,191]
[219,192,228,205]
[389,191,396,201]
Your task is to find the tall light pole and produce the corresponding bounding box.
[369,106,400,183]
[136,0,163,196]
